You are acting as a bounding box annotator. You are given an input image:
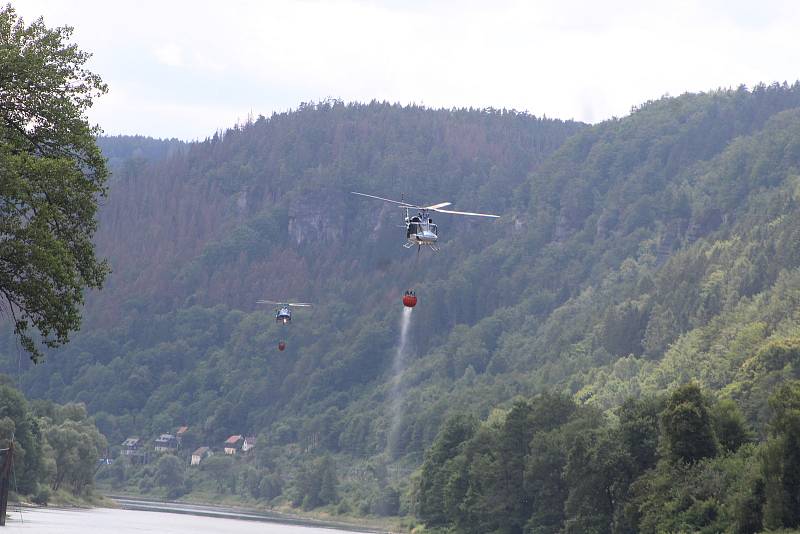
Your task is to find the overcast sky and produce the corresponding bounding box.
[16,0,800,140]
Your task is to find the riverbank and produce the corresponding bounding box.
[8,489,113,509]
[48,489,114,508]
[105,494,406,533]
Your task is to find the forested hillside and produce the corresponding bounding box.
[413,83,800,532]
[88,102,579,323]
[4,86,800,529]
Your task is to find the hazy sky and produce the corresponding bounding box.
[16,0,800,140]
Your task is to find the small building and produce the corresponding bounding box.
[122,437,148,464]
[191,446,212,466]
[223,435,244,455]
[154,433,178,452]
[242,436,256,453]
[121,437,141,456]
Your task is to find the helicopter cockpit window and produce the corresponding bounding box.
[431,224,438,235]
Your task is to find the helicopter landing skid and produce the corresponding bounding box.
[404,242,439,252]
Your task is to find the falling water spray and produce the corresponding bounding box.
[387,306,413,456]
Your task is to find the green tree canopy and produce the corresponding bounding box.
[0,384,43,494]
[155,454,184,489]
[0,5,108,361]
[660,382,718,464]
[762,381,800,528]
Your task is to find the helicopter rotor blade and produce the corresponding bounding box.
[353,191,497,217]
[422,202,451,210]
[351,191,415,208]
[432,207,500,218]
[258,300,312,307]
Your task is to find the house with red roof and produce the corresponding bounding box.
[223,435,243,455]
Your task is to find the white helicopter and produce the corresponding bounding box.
[352,191,499,252]
[256,300,312,324]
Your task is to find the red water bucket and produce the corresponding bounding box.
[402,291,417,308]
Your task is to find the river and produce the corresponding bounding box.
[3,502,378,533]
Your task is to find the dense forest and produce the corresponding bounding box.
[418,380,800,533]
[4,85,800,531]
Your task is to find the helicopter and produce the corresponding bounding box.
[256,300,312,324]
[351,192,499,252]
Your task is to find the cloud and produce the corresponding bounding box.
[15,0,800,139]
[153,43,184,67]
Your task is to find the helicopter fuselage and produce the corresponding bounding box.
[405,210,439,249]
[276,306,292,324]
[410,230,438,245]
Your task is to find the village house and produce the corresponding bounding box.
[121,437,148,464]
[242,436,256,453]
[153,433,178,452]
[121,437,141,456]
[190,446,212,466]
[223,435,243,455]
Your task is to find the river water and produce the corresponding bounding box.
[3,505,371,533]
